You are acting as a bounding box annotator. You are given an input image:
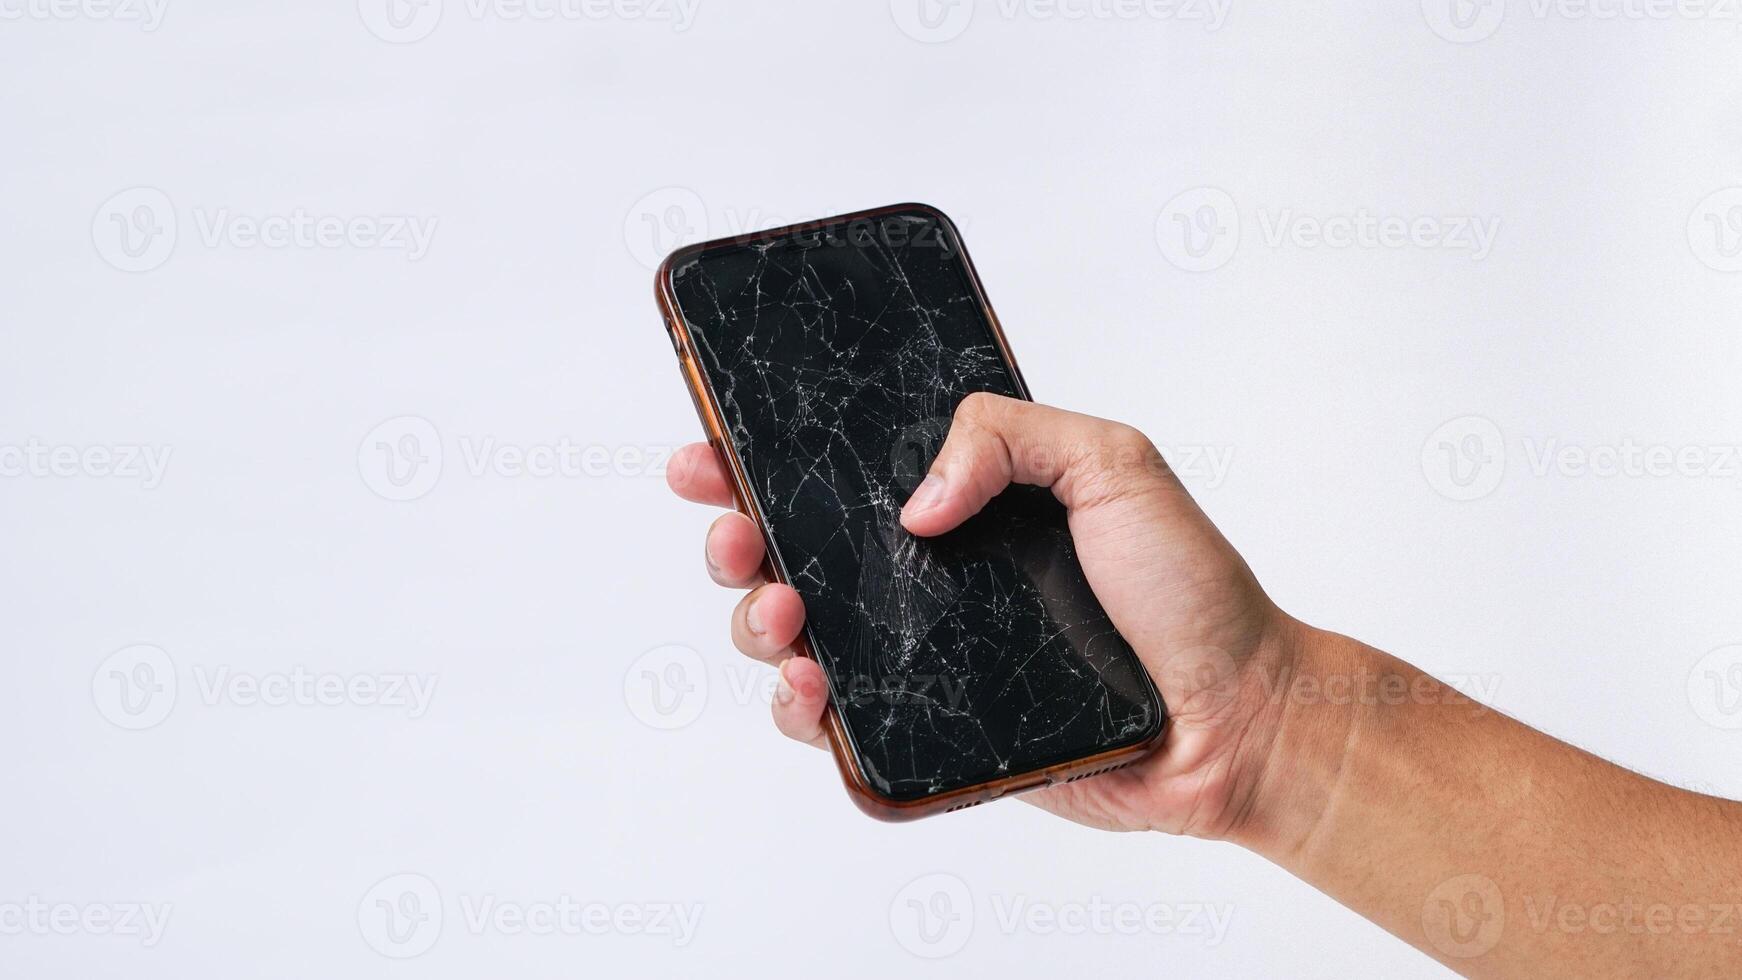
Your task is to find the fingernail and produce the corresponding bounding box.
[904,474,946,516]
[775,661,795,705]
[746,599,766,636]
[704,541,722,577]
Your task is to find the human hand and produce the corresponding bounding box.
[666,392,1304,837]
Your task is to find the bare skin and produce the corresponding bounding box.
[667,392,1742,978]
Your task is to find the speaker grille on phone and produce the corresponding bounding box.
[1064,760,1135,783]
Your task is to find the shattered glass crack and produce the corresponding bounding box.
[671,209,1160,800]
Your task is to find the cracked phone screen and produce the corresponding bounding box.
[670,208,1162,802]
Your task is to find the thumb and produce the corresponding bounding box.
[899,392,1168,537]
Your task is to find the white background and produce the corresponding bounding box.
[4,0,1741,976]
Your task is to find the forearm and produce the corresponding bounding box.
[1231,622,1742,977]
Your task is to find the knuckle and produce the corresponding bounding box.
[955,391,1003,425]
[1071,422,1169,501]
[1103,423,1164,472]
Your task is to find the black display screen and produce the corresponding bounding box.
[668,207,1162,801]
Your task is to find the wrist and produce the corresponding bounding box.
[1217,617,1372,860]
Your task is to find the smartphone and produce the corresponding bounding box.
[656,203,1166,820]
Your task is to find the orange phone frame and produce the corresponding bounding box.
[655,202,1166,821]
